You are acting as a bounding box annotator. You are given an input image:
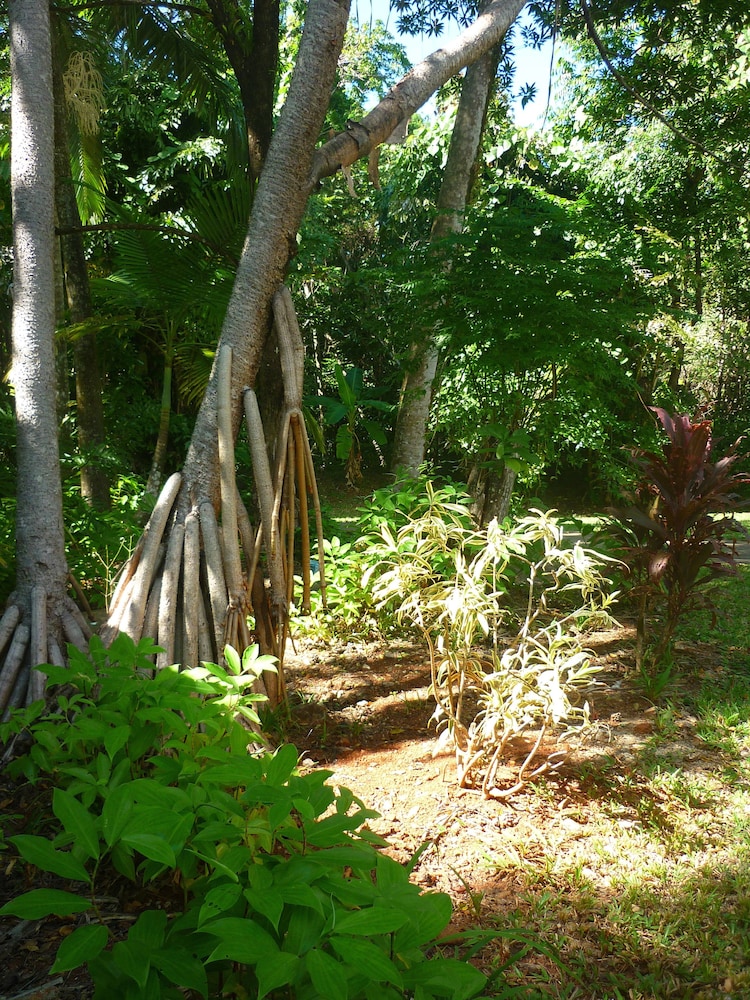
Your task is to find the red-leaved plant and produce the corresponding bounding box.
[610,407,749,686]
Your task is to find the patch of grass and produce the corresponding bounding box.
[675,565,750,674]
[482,662,750,999]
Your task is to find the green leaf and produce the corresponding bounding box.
[204,917,278,964]
[335,363,357,407]
[10,835,91,883]
[198,882,243,926]
[104,725,132,760]
[265,743,298,786]
[101,784,135,848]
[256,951,299,999]
[51,923,108,972]
[401,957,486,999]
[113,938,151,988]
[0,889,91,919]
[330,936,403,987]
[223,644,242,675]
[120,833,176,867]
[336,424,354,461]
[153,948,209,998]
[130,909,167,948]
[393,892,453,949]
[306,947,348,1000]
[333,907,408,936]
[362,419,387,447]
[52,788,101,861]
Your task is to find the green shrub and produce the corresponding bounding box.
[293,476,474,640]
[0,635,493,1000]
[364,493,618,798]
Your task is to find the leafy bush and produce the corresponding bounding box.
[608,407,750,689]
[293,476,475,640]
[363,492,617,798]
[63,472,152,609]
[308,364,393,485]
[0,635,493,1000]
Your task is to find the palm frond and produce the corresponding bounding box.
[73,130,106,223]
[182,170,252,262]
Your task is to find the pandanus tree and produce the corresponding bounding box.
[101,0,532,704]
[0,0,531,711]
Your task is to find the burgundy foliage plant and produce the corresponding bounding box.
[611,407,749,678]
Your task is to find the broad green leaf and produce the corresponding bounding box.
[204,917,278,964]
[110,841,136,881]
[104,724,132,760]
[392,892,453,950]
[362,418,387,447]
[153,947,208,998]
[51,923,108,972]
[0,889,91,919]
[223,644,242,675]
[265,743,298,785]
[101,784,134,847]
[256,951,299,999]
[10,835,91,883]
[130,909,167,947]
[330,936,403,987]
[336,424,354,461]
[305,947,348,1000]
[52,788,100,861]
[125,780,192,811]
[278,883,324,914]
[244,888,284,931]
[198,758,264,787]
[113,938,151,988]
[120,833,175,866]
[332,907,408,936]
[198,882,243,926]
[401,957,486,999]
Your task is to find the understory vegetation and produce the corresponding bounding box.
[3,0,750,997]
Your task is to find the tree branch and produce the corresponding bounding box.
[56,220,239,266]
[309,0,527,188]
[579,0,717,163]
[57,0,209,16]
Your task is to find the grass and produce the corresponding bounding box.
[480,566,750,999]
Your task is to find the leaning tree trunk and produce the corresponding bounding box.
[0,0,92,720]
[103,0,529,704]
[102,1,349,701]
[391,29,507,476]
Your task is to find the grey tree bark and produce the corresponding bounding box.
[391,34,507,475]
[310,0,528,186]
[182,0,528,502]
[180,0,352,509]
[1,0,91,718]
[104,0,530,689]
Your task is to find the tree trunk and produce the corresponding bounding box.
[145,333,175,497]
[205,0,280,181]
[392,35,504,475]
[103,1,351,697]
[103,0,529,700]
[1,0,91,718]
[310,0,528,185]
[52,26,110,509]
